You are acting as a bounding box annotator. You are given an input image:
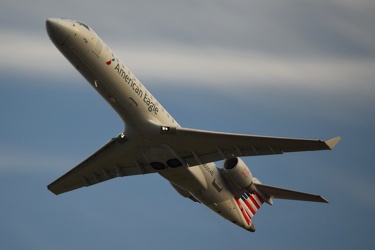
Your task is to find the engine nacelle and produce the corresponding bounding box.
[222,157,255,191]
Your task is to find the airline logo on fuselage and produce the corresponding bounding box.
[111,62,158,115]
[106,57,115,65]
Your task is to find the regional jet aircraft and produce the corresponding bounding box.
[46,18,340,232]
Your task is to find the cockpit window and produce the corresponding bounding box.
[77,21,90,30]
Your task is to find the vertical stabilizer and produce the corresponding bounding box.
[235,191,265,232]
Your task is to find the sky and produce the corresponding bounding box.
[1,0,375,249]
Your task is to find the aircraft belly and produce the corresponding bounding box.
[205,199,246,226]
[159,163,248,228]
[158,165,207,192]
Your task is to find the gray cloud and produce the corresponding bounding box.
[2,0,374,90]
[2,0,375,55]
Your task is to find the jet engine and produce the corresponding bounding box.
[222,157,255,191]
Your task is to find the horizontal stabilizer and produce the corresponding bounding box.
[255,183,328,203]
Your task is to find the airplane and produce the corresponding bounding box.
[46,18,340,232]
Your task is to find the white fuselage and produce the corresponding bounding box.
[46,18,251,230]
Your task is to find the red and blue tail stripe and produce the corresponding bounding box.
[235,191,264,225]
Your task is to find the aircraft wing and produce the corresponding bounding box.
[157,127,340,167]
[48,135,157,195]
[49,127,339,195]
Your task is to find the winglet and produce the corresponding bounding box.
[325,136,341,150]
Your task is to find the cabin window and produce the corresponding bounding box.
[93,37,103,57]
[77,21,90,30]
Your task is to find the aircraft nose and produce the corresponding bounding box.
[46,18,59,36]
[46,18,69,45]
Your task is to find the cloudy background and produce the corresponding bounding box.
[1,0,374,249]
